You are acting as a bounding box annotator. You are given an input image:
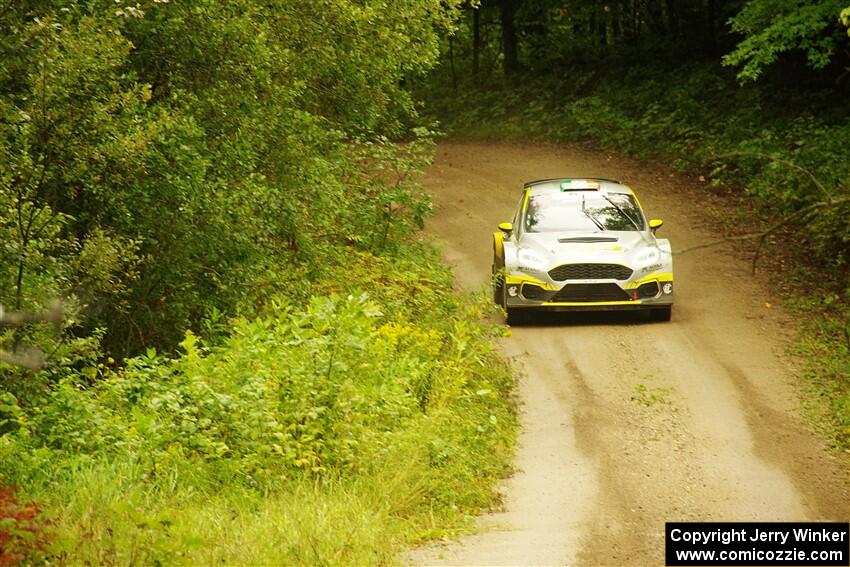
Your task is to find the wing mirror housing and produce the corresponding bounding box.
[498,222,513,234]
[649,219,663,233]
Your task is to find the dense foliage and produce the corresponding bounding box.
[724,0,849,82]
[0,1,520,563]
[2,249,516,564]
[0,0,461,360]
[424,1,850,449]
[450,0,850,81]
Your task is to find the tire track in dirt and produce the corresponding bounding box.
[406,141,849,567]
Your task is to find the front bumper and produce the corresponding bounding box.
[504,272,674,311]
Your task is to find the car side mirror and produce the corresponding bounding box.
[649,219,663,233]
[498,222,513,234]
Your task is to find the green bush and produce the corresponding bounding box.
[0,246,517,563]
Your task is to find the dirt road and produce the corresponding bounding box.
[408,141,849,566]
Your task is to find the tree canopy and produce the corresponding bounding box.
[0,0,461,359]
[447,0,850,82]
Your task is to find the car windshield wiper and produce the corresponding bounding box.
[582,194,605,231]
[602,194,642,232]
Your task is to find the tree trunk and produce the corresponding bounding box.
[611,1,623,43]
[596,4,608,47]
[449,34,457,90]
[646,0,665,34]
[632,0,640,39]
[500,0,520,76]
[589,6,598,45]
[473,5,481,78]
[665,0,678,37]
[704,0,717,55]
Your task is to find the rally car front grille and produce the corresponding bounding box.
[548,263,633,281]
[550,283,630,303]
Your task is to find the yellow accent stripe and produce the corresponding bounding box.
[519,188,530,220]
[505,275,558,290]
[541,300,643,307]
[508,273,673,291]
[623,272,673,289]
[493,231,505,261]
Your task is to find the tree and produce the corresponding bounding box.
[473,2,482,77]
[0,0,464,359]
[500,0,521,75]
[723,0,849,82]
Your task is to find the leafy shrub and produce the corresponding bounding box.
[0,255,516,561]
[15,289,511,483]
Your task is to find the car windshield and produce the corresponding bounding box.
[523,191,645,232]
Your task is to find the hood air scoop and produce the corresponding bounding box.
[558,237,619,243]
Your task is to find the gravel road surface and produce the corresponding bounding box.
[407,141,849,567]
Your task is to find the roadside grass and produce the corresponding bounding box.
[44,447,475,565]
[1,243,518,564]
[47,466,407,565]
[422,64,850,464]
[793,300,850,457]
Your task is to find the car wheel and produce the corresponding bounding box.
[492,264,504,306]
[650,306,672,322]
[498,273,526,325]
[506,307,527,326]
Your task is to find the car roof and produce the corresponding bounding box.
[523,178,633,195]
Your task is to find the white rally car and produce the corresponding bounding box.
[492,178,673,324]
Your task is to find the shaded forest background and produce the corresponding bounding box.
[429,0,850,269]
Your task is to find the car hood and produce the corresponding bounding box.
[519,230,654,266]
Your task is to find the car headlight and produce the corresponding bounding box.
[517,248,547,273]
[634,246,660,267]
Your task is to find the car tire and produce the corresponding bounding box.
[649,306,672,322]
[506,307,527,326]
[499,276,526,325]
[492,264,504,306]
